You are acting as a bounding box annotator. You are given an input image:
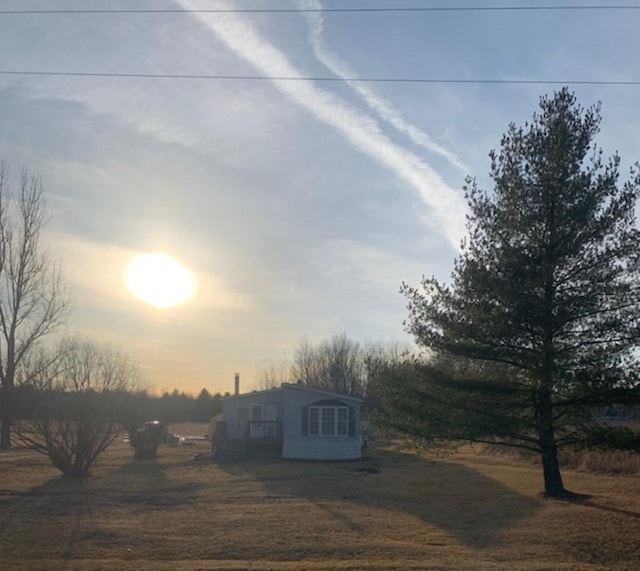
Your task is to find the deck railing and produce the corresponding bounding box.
[244,420,282,440]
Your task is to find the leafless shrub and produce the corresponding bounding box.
[15,337,142,477]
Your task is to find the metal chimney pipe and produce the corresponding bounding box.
[234,372,240,396]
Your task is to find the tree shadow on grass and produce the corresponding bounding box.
[0,458,202,513]
[99,457,205,509]
[0,457,205,560]
[217,447,539,548]
[0,472,102,559]
[562,497,640,520]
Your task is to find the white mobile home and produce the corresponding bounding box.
[214,383,362,461]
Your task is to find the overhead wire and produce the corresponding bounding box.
[0,70,638,86]
[1,4,638,86]
[1,5,640,14]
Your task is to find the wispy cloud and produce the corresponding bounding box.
[300,0,469,174]
[180,0,467,247]
[317,239,431,293]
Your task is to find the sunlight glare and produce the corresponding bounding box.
[124,253,196,309]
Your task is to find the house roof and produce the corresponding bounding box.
[221,386,283,401]
[282,383,362,403]
[222,382,362,403]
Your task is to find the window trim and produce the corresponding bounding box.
[308,405,349,437]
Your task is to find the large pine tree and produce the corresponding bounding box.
[397,89,640,497]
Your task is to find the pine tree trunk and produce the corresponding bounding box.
[541,437,565,497]
[537,386,566,497]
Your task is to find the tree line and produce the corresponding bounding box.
[134,387,224,423]
[14,384,225,425]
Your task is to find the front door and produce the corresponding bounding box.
[250,404,263,437]
[264,404,278,437]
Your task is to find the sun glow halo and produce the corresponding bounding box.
[124,253,196,309]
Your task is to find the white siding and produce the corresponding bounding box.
[222,391,284,440]
[221,385,362,459]
[281,385,361,460]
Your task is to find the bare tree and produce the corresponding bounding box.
[257,335,411,404]
[0,163,69,449]
[15,338,142,476]
[290,337,317,386]
[323,334,366,396]
[291,334,366,397]
[254,359,293,390]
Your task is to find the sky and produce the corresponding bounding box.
[1,0,639,395]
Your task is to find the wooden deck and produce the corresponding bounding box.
[213,421,282,460]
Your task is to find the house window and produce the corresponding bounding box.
[309,406,349,436]
[321,408,335,434]
[236,406,248,433]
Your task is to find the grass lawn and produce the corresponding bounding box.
[0,437,638,570]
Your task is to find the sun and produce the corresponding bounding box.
[124,253,196,309]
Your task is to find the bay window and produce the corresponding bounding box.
[309,406,348,436]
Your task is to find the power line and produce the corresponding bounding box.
[1,5,640,15]
[0,69,638,86]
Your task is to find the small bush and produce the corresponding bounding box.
[127,420,166,460]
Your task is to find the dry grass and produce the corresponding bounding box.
[0,436,638,570]
[478,443,640,476]
[559,448,640,475]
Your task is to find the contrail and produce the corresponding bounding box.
[179,0,467,247]
[301,0,469,174]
